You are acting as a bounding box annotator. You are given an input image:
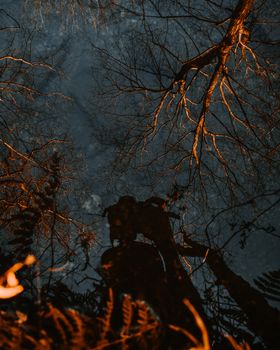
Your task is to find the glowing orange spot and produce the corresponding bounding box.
[7,272,19,287]
[102,263,113,270]
[0,255,36,299]
[0,285,24,299]
[24,255,36,266]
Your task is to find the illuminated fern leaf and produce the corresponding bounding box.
[68,310,86,349]
[97,288,114,347]
[45,303,73,347]
[121,294,133,336]
[120,294,133,350]
[135,300,150,331]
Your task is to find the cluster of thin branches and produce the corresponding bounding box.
[0,18,96,291]
[91,0,279,204]
[23,0,119,28]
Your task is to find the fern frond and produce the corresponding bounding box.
[254,269,280,302]
[45,303,73,347]
[121,294,133,336]
[120,294,133,350]
[135,300,149,331]
[225,335,251,350]
[97,288,114,347]
[66,309,86,350]
[0,311,29,350]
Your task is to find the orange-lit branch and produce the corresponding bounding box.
[0,55,54,70]
[169,299,210,350]
[170,298,252,350]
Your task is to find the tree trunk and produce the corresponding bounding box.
[178,239,280,349]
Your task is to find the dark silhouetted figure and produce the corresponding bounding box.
[101,196,210,337]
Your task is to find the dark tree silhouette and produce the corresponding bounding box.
[102,196,211,343]
[101,195,280,348]
[177,237,280,349]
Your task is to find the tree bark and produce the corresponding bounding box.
[178,239,280,349]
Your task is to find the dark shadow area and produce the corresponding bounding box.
[99,196,280,349]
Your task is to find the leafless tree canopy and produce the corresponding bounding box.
[92,0,279,206]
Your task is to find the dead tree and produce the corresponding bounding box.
[177,238,280,349]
